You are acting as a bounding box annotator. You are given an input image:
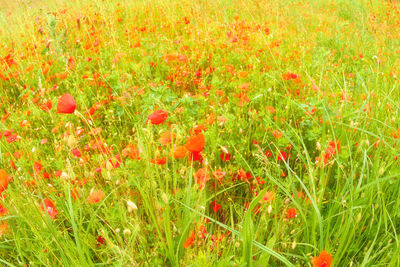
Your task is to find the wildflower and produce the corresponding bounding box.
[265,106,276,114]
[184,231,195,249]
[97,235,106,247]
[277,151,287,161]
[285,208,297,219]
[40,198,58,219]
[173,146,188,158]
[214,169,226,183]
[311,251,333,267]
[198,225,207,239]
[189,151,203,162]
[265,150,272,157]
[147,110,168,125]
[34,162,43,174]
[158,131,175,145]
[185,134,205,153]
[0,203,8,216]
[150,156,167,165]
[211,201,221,213]
[282,72,298,81]
[72,148,82,157]
[189,124,207,134]
[259,191,276,204]
[195,168,210,189]
[6,134,18,143]
[272,130,283,139]
[0,222,8,237]
[122,144,140,160]
[40,100,53,111]
[127,201,138,212]
[0,170,9,194]
[324,141,340,165]
[57,94,76,114]
[87,190,105,204]
[104,155,122,170]
[220,151,231,161]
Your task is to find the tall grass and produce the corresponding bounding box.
[0,0,399,266]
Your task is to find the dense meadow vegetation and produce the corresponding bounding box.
[0,0,399,265]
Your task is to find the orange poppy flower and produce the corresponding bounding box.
[158,131,175,145]
[184,231,195,249]
[87,190,105,204]
[189,124,207,134]
[173,146,188,158]
[272,130,283,138]
[259,191,276,204]
[311,251,333,267]
[122,144,140,160]
[195,168,210,189]
[0,170,9,194]
[0,222,8,237]
[185,134,205,153]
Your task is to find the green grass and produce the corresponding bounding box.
[0,0,399,266]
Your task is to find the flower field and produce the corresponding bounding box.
[0,0,399,266]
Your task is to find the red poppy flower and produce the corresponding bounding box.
[6,134,18,143]
[72,148,82,157]
[277,151,287,161]
[57,94,76,114]
[97,235,106,247]
[214,169,226,183]
[265,150,272,157]
[34,162,43,174]
[285,208,297,219]
[40,100,53,111]
[189,151,203,162]
[220,152,231,161]
[40,198,58,219]
[311,251,333,267]
[147,110,168,125]
[150,156,167,165]
[0,203,8,216]
[103,155,122,169]
[3,130,12,137]
[211,201,221,213]
[324,141,340,164]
